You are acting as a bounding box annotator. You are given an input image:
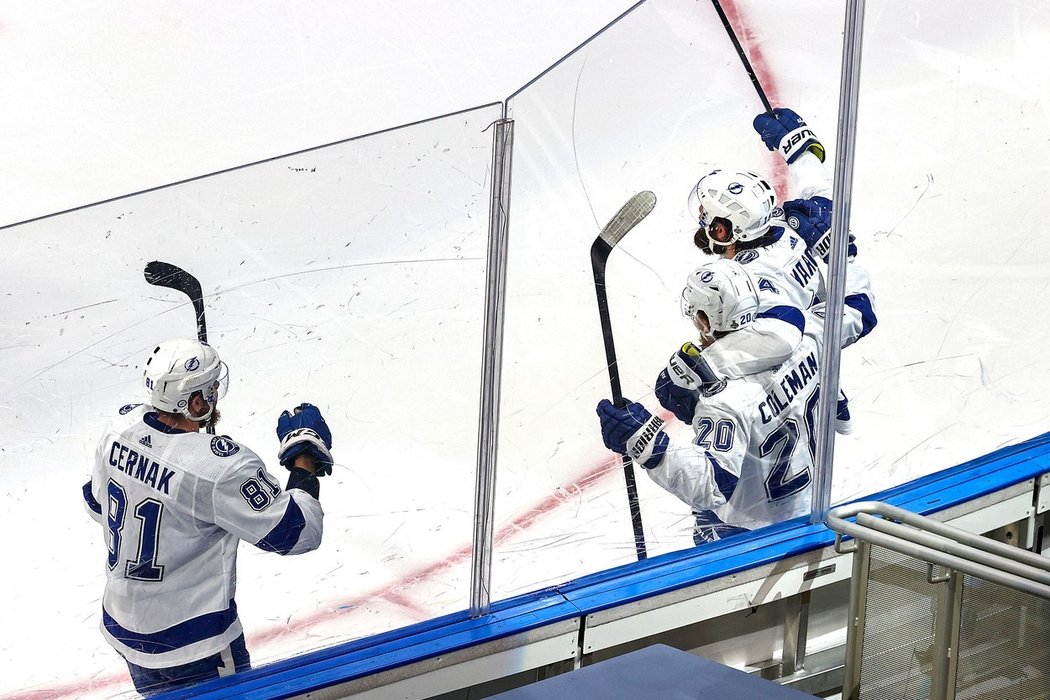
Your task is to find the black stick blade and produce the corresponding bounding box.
[144,261,208,344]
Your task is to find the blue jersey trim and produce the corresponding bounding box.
[707,453,739,500]
[143,411,192,434]
[255,499,307,555]
[757,304,805,334]
[103,600,238,655]
[83,481,102,515]
[844,293,877,339]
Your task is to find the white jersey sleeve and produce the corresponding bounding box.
[812,261,878,349]
[644,442,728,513]
[644,397,750,512]
[211,456,323,556]
[701,297,805,379]
[788,151,833,200]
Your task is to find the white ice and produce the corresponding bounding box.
[3,1,1050,697]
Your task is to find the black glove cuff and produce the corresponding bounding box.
[285,467,320,500]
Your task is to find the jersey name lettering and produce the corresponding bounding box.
[108,441,180,496]
[790,251,819,291]
[759,352,819,424]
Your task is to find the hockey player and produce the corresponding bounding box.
[82,338,335,696]
[678,107,858,428]
[597,257,876,544]
[690,107,841,309]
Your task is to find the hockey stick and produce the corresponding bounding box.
[143,261,214,434]
[144,261,208,343]
[710,0,773,114]
[590,191,657,562]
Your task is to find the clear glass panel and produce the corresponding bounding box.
[494,0,849,597]
[1,104,499,696]
[830,0,1050,505]
[496,0,1050,601]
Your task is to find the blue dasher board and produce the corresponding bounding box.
[490,644,818,699]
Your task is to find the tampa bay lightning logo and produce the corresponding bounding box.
[211,436,240,457]
[727,182,744,195]
[700,271,715,283]
[185,357,200,371]
[787,214,801,230]
[734,250,759,264]
[119,403,142,415]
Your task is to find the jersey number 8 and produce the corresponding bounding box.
[240,469,282,511]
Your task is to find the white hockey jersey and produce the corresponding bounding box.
[645,263,876,532]
[83,404,324,669]
[700,152,834,379]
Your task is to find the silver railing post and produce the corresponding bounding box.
[470,112,514,618]
[828,501,1050,697]
[810,0,867,523]
[929,570,963,700]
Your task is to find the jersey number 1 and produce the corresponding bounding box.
[107,480,165,581]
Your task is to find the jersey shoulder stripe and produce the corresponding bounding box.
[757,305,805,334]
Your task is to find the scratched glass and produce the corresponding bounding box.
[821,0,1050,508]
[491,0,847,596]
[491,0,1050,601]
[0,104,499,695]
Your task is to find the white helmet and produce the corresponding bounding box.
[687,169,776,243]
[143,339,228,421]
[681,258,760,333]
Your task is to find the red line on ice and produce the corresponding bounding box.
[19,452,626,699]
[718,0,790,199]
[246,452,626,647]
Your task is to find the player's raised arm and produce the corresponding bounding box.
[210,404,334,556]
[84,339,339,694]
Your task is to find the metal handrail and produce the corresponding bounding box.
[826,501,1050,599]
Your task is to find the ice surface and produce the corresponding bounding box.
[3,0,1050,697]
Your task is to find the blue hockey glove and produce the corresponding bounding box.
[277,403,334,476]
[655,342,726,424]
[753,108,825,164]
[783,196,857,262]
[655,368,698,424]
[595,399,668,470]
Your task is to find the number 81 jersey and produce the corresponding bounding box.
[83,404,323,669]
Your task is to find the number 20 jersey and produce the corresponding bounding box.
[649,331,823,531]
[83,404,324,669]
[646,262,876,531]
